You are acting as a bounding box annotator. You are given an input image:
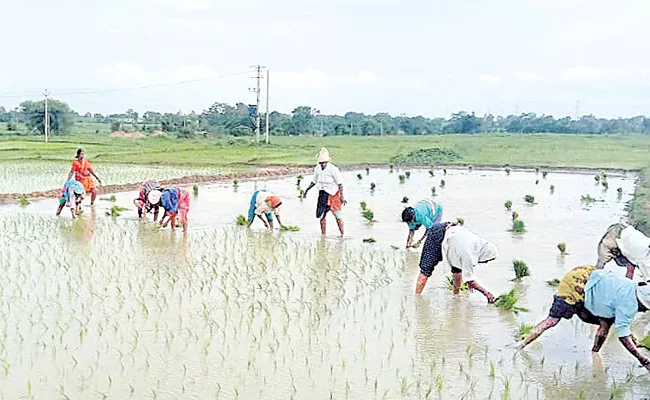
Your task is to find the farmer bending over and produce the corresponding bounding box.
[416,223,498,303]
[401,199,443,248]
[302,147,346,237]
[518,267,650,372]
[134,180,162,221]
[159,187,190,232]
[56,179,85,219]
[247,190,283,229]
[596,223,650,279]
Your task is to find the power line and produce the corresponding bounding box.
[0,70,249,100]
[249,65,266,143]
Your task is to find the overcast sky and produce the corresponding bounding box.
[1,0,649,118]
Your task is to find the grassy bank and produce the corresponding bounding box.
[2,133,650,233]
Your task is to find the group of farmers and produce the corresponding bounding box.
[56,148,191,232]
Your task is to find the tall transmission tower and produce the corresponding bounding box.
[249,65,266,143]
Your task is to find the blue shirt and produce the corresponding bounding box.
[408,200,443,231]
[584,270,639,337]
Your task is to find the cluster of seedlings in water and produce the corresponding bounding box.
[557,242,567,255]
[504,200,512,211]
[236,214,247,226]
[456,217,465,226]
[546,279,560,287]
[515,323,534,341]
[193,184,199,196]
[495,289,528,313]
[401,197,409,204]
[399,175,406,184]
[106,205,128,217]
[524,195,535,205]
[512,218,525,233]
[360,201,375,222]
[445,276,468,292]
[279,225,300,232]
[440,179,446,188]
[100,195,117,202]
[513,260,530,280]
[18,196,30,206]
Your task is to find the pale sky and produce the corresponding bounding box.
[1,0,650,118]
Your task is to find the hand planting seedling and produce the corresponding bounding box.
[546,279,560,287]
[494,289,528,313]
[236,214,247,226]
[505,200,512,211]
[402,196,409,204]
[279,225,300,232]
[524,194,535,204]
[557,242,567,254]
[399,175,406,184]
[515,323,534,341]
[18,196,30,206]
[363,237,376,243]
[512,219,525,233]
[513,260,530,280]
[106,205,128,217]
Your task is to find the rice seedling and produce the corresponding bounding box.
[370,182,376,191]
[512,219,525,233]
[535,167,540,174]
[363,237,377,243]
[601,171,608,179]
[360,201,367,210]
[405,171,411,179]
[505,167,511,175]
[233,179,239,188]
[581,194,597,204]
[513,260,530,280]
[402,196,409,204]
[443,168,447,175]
[602,180,609,190]
[361,209,375,222]
[429,169,435,177]
[515,323,534,341]
[557,242,567,254]
[106,205,128,217]
[399,175,406,184]
[279,225,300,232]
[389,164,394,173]
[542,171,548,178]
[468,165,473,171]
[456,217,465,225]
[100,195,117,202]
[617,187,623,194]
[511,211,519,220]
[440,179,446,188]
[296,174,304,185]
[298,188,305,198]
[445,275,468,292]
[365,167,370,175]
[546,279,560,287]
[504,200,512,211]
[357,173,363,180]
[494,289,528,313]
[236,215,247,225]
[431,186,436,196]
[17,196,30,206]
[193,184,199,196]
[594,175,600,182]
[639,334,650,350]
[535,179,539,185]
[550,185,555,193]
[524,194,535,204]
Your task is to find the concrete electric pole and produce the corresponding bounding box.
[43,89,50,143]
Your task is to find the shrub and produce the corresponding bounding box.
[535,180,539,185]
[513,260,530,279]
[401,197,409,204]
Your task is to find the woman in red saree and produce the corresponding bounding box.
[67,148,102,205]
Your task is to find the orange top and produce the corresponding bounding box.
[72,159,95,191]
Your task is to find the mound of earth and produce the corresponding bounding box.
[109,131,146,138]
[151,130,165,137]
[390,147,461,164]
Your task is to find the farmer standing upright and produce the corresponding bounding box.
[302,148,346,237]
[67,148,102,206]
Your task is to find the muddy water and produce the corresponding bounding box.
[1,167,649,399]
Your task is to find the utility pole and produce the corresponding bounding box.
[575,100,580,120]
[265,70,270,144]
[43,89,50,143]
[249,65,265,143]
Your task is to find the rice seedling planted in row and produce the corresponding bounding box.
[370,182,376,191]
[504,200,512,211]
[357,173,363,180]
[360,201,367,211]
[505,167,511,175]
[365,167,370,175]
[440,179,446,188]
[233,179,239,188]
[513,260,530,280]
[550,185,555,193]
[617,187,623,194]
[429,169,435,177]
[431,187,436,196]
[405,171,411,179]
[389,164,394,173]
[557,242,567,254]
[495,289,528,313]
[193,184,199,196]
[456,217,465,225]
[512,211,519,221]
[581,194,598,204]
[542,171,548,178]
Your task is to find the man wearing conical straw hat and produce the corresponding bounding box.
[302,147,346,236]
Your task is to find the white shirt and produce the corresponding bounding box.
[254,191,275,215]
[442,226,498,282]
[312,163,343,195]
[616,225,650,279]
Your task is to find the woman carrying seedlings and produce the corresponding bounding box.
[67,148,102,206]
[415,223,499,303]
[302,147,346,237]
[401,199,443,248]
[247,190,283,230]
[596,222,650,280]
[159,187,190,232]
[134,180,163,221]
[518,267,650,372]
[55,179,85,219]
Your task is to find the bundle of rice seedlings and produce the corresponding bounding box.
[18,196,30,206]
[357,173,363,180]
[445,276,468,292]
[370,182,376,191]
[360,201,367,210]
[363,237,376,243]
[431,187,436,196]
[524,194,535,204]
[546,279,560,287]
[362,209,375,222]
[193,184,199,196]
[236,215,248,226]
[505,200,512,211]
[399,175,406,184]
[456,217,465,225]
[405,171,411,179]
[100,195,117,202]
[106,206,129,217]
[515,323,534,341]
[639,335,650,350]
[280,225,300,232]
[440,179,446,188]
[512,219,526,233]
[494,289,528,313]
[557,242,567,254]
[550,185,555,193]
[402,196,409,204]
[513,260,530,279]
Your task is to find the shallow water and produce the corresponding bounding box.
[1,167,649,399]
[0,160,235,194]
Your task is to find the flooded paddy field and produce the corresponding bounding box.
[1,167,649,399]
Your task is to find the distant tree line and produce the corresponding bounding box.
[3,100,650,137]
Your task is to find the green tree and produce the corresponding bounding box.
[291,106,315,134]
[19,99,74,136]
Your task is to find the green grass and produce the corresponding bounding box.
[3,132,650,234]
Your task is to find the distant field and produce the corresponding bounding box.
[1,132,650,233]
